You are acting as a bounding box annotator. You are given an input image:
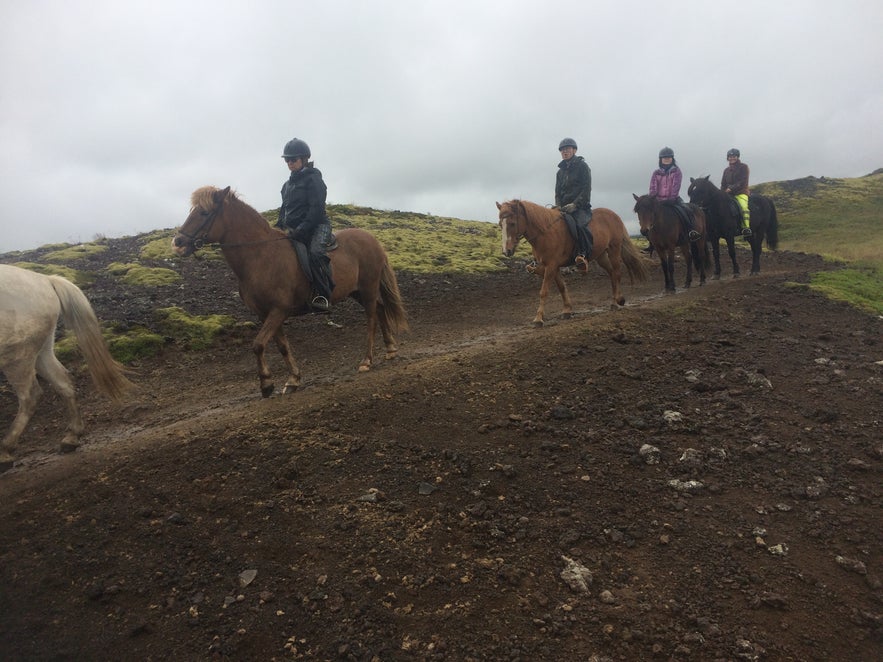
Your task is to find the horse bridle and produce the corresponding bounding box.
[501,202,543,244]
[176,198,225,251]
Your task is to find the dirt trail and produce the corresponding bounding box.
[1,248,881,661]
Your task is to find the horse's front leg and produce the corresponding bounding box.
[726,237,740,278]
[254,310,288,397]
[711,238,722,279]
[533,268,556,327]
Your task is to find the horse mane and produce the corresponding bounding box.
[190,185,238,210]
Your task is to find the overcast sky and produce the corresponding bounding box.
[1,0,881,253]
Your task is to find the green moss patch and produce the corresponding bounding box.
[106,262,181,286]
[42,243,108,263]
[11,262,94,287]
[156,306,236,350]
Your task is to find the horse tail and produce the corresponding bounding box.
[620,234,650,284]
[766,199,779,250]
[48,276,134,400]
[378,261,409,333]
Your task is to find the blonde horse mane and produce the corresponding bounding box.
[190,185,238,210]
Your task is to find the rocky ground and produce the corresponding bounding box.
[0,241,881,661]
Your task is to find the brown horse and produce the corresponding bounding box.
[496,200,648,326]
[172,186,408,397]
[632,194,710,292]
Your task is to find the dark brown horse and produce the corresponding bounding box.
[632,194,710,292]
[172,186,408,397]
[687,176,779,276]
[496,200,648,326]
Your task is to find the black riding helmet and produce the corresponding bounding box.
[282,138,311,160]
[558,137,578,151]
[727,148,740,158]
[658,146,674,159]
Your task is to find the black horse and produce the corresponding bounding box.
[687,176,779,276]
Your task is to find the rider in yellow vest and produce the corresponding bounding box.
[721,148,752,237]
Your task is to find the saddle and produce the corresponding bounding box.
[663,201,696,241]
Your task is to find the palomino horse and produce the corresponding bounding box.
[0,264,133,472]
[172,186,408,397]
[632,194,710,292]
[687,176,779,276]
[496,200,648,326]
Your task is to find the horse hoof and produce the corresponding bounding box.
[384,351,398,361]
[282,383,299,395]
[59,441,79,454]
[561,312,573,320]
[261,384,275,398]
[0,458,13,473]
[532,320,544,328]
[616,297,626,306]
[358,364,371,373]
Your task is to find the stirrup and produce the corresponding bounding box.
[574,255,589,273]
[688,230,701,241]
[741,227,753,237]
[525,261,539,274]
[310,295,331,313]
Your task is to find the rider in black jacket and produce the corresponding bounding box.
[277,138,334,311]
[555,137,593,272]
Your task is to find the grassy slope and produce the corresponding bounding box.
[754,170,883,314]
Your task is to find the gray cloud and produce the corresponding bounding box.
[1,0,881,252]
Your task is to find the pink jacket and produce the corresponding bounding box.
[649,165,682,201]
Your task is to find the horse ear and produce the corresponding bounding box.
[690,177,695,184]
[632,193,639,201]
[703,175,710,181]
[496,201,502,210]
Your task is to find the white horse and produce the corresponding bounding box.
[0,265,134,472]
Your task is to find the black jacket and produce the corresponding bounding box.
[277,166,329,239]
[555,156,592,210]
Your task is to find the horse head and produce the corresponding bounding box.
[632,193,659,237]
[687,176,716,206]
[172,185,232,256]
[496,200,526,257]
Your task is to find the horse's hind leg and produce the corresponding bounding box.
[596,250,625,307]
[36,347,84,453]
[1,360,42,471]
[554,270,574,319]
[272,328,302,395]
[376,305,400,362]
[358,297,379,372]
